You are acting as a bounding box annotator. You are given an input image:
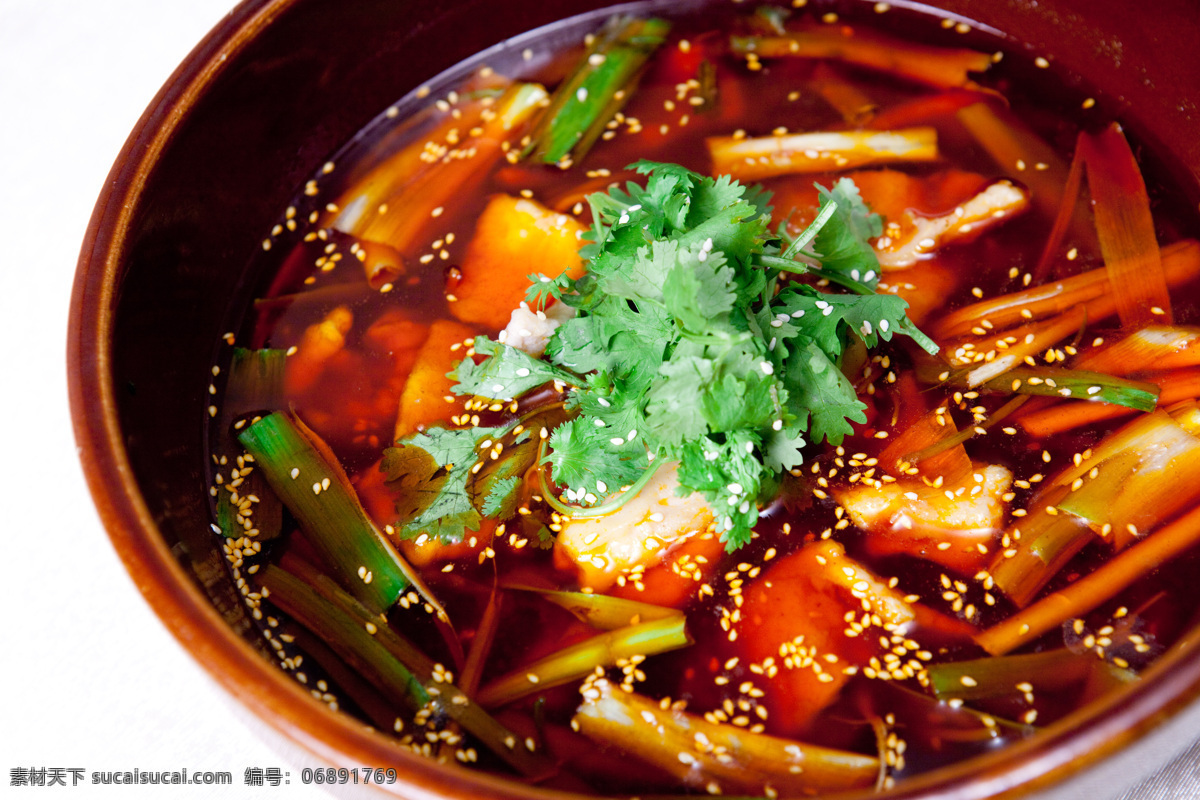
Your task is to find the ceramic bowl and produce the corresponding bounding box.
[68,0,1200,797]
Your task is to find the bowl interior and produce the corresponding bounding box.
[69,0,1200,797]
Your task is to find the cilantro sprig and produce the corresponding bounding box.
[398,161,936,550]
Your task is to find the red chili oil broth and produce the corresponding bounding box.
[207,0,1200,793]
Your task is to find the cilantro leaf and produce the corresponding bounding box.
[677,431,764,549]
[662,243,737,333]
[451,336,578,399]
[701,371,776,433]
[545,417,649,499]
[381,426,502,543]
[480,475,522,518]
[776,288,913,356]
[644,353,715,449]
[762,426,807,472]
[402,160,938,552]
[783,340,867,446]
[811,178,884,288]
[525,272,572,309]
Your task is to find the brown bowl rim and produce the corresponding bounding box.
[67,0,1200,798]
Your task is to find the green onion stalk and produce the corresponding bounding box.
[523,15,671,165]
[214,348,288,542]
[477,615,691,707]
[573,678,879,794]
[238,411,415,613]
[261,560,556,778]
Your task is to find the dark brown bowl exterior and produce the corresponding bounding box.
[68,0,1200,797]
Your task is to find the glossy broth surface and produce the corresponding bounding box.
[207,1,1200,794]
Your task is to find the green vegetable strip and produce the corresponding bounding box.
[980,367,1157,410]
[917,358,1160,411]
[505,584,681,630]
[883,683,1033,736]
[239,412,411,612]
[224,347,287,418]
[282,554,436,673]
[215,478,282,543]
[284,625,403,732]
[259,564,429,710]
[901,395,1027,467]
[926,649,1098,701]
[573,678,879,794]
[523,16,671,165]
[477,615,691,708]
[276,557,556,778]
[991,507,1091,608]
[214,348,287,542]
[978,503,1200,655]
[991,410,1200,606]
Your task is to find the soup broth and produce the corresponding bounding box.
[206,1,1200,794]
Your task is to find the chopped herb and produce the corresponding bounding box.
[381,406,568,544]
[445,161,933,549]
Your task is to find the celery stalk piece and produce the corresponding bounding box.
[238,411,412,612]
[573,678,879,795]
[505,584,681,630]
[476,616,691,708]
[272,558,556,778]
[523,16,671,166]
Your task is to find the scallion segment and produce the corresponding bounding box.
[990,409,1200,606]
[978,504,1200,655]
[239,411,412,612]
[730,27,991,89]
[477,615,691,708]
[522,16,671,166]
[919,359,1161,412]
[260,562,555,778]
[573,678,879,794]
[224,347,287,417]
[927,649,1097,701]
[259,564,429,709]
[505,585,680,630]
[214,348,288,542]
